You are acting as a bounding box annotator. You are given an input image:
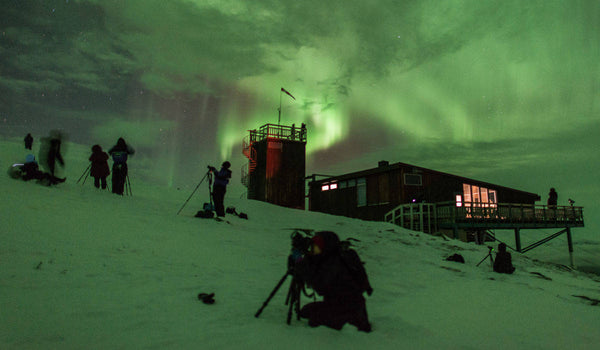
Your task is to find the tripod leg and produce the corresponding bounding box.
[255,272,289,318]
[476,253,492,267]
[286,279,297,325]
[176,172,209,215]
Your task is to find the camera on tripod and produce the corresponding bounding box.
[288,231,313,271]
[255,229,315,325]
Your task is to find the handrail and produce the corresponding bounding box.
[385,201,584,227]
[248,123,307,143]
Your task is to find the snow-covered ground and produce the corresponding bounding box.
[1,138,599,350]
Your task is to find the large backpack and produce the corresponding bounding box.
[315,231,373,296]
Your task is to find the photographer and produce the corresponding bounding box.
[493,243,515,274]
[208,161,232,217]
[294,231,372,332]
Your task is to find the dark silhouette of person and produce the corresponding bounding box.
[208,161,232,217]
[39,132,65,177]
[295,231,373,332]
[300,123,306,140]
[493,243,515,274]
[108,138,135,195]
[89,145,110,190]
[24,133,33,150]
[16,154,65,185]
[547,188,558,208]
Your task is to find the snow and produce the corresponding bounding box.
[1,138,599,350]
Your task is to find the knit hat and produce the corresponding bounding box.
[311,235,325,252]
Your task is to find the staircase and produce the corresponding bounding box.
[241,136,257,188]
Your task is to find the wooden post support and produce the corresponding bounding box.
[514,228,522,252]
[566,227,574,268]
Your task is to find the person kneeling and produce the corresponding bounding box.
[294,231,373,332]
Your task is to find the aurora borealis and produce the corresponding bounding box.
[1,1,599,231]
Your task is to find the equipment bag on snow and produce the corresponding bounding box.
[195,210,215,219]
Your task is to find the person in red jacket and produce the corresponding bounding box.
[89,144,110,189]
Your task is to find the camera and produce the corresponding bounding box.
[291,231,313,255]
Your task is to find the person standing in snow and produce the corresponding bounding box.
[108,138,135,195]
[493,243,515,274]
[294,231,373,332]
[89,144,110,190]
[208,161,232,217]
[24,133,33,150]
[547,188,558,209]
[39,131,65,177]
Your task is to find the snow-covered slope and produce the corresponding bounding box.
[1,138,599,350]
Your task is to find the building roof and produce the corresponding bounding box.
[308,160,541,200]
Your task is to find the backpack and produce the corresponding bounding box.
[111,151,128,164]
[339,246,373,296]
[316,231,373,296]
[195,210,214,219]
[446,253,465,263]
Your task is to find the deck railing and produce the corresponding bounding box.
[385,202,584,233]
[435,202,584,227]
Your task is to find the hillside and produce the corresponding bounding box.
[1,138,599,350]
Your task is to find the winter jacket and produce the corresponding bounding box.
[89,150,110,178]
[494,251,516,274]
[213,167,232,188]
[296,232,372,299]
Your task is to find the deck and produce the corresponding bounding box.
[385,202,584,263]
[385,202,584,232]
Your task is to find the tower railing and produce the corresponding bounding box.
[248,123,307,143]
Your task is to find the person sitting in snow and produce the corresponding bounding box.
[89,144,110,190]
[11,154,65,185]
[294,231,373,332]
[493,243,515,274]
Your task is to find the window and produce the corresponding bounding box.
[339,181,347,189]
[404,173,422,186]
[463,183,498,206]
[330,183,338,190]
[489,190,497,202]
[463,184,472,203]
[347,179,356,187]
[321,184,329,191]
[456,194,463,207]
[357,178,366,207]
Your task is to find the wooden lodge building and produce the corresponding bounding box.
[308,161,584,263]
[308,160,541,223]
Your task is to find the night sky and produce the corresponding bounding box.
[1,1,599,232]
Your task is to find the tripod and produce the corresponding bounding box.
[255,258,308,325]
[76,164,91,185]
[476,246,495,269]
[177,170,211,215]
[125,174,132,196]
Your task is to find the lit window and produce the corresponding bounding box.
[456,195,462,207]
[330,183,338,190]
[321,185,329,191]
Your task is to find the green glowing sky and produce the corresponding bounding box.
[1,0,599,231]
